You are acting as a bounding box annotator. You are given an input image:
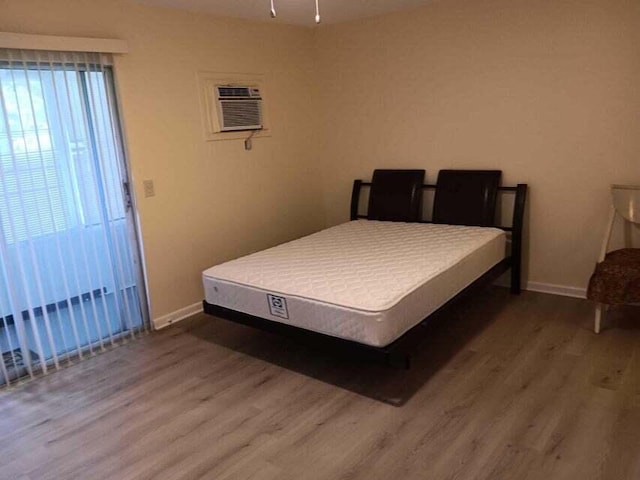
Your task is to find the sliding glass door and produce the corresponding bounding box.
[0,49,147,385]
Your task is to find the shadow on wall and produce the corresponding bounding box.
[182,286,513,406]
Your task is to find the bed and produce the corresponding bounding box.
[202,169,528,368]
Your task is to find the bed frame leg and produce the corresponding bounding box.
[510,264,521,295]
[510,183,527,295]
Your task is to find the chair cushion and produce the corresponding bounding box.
[587,248,640,305]
[367,169,425,222]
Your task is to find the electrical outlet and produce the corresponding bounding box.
[143,180,155,198]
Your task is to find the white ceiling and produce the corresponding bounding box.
[134,0,436,27]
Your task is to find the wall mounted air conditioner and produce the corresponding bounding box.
[215,85,263,132]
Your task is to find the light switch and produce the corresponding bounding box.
[143,180,155,198]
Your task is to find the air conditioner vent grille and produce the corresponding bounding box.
[215,84,263,131]
[219,100,262,129]
[218,86,251,98]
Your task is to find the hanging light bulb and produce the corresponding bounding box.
[270,0,276,18]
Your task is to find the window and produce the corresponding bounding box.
[0,61,125,244]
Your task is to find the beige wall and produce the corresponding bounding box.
[1,0,324,321]
[315,0,640,292]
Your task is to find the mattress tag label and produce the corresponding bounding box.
[267,294,289,319]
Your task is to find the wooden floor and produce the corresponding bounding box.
[1,288,639,480]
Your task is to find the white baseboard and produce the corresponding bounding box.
[493,278,586,299]
[523,281,586,299]
[153,302,203,330]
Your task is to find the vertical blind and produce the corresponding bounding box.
[0,48,147,386]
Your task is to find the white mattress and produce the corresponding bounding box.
[203,220,506,347]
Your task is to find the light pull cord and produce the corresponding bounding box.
[269,0,319,24]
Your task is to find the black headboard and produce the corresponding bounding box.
[350,169,528,293]
[367,169,425,222]
[433,170,501,227]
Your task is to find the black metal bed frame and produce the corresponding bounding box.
[203,178,528,369]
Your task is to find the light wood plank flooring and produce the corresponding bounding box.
[1,288,639,480]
